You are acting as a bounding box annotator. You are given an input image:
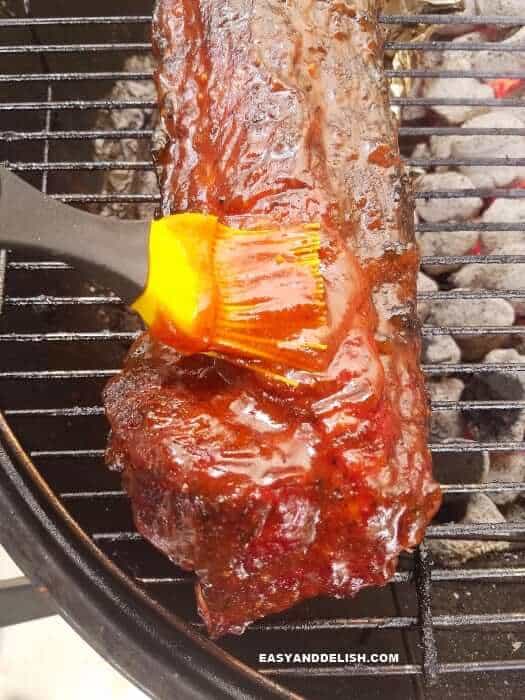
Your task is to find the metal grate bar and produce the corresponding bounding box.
[7,399,525,414]
[381,14,525,26]
[0,43,151,55]
[422,327,525,337]
[387,69,525,79]
[0,96,518,113]
[414,544,439,685]
[419,291,525,301]
[422,254,525,265]
[416,189,525,200]
[57,482,525,500]
[6,290,525,304]
[0,369,117,379]
[265,664,409,677]
[428,568,525,583]
[90,521,525,543]
[49,193,159,204]
[261,659,525,678]
[0,99,156,111]
[40,192,525,205]
[432,400,525,410]
[136,567,525,586]
[1,362,524,380]
[0,250,6,316]
[386,41,525,52]
[411,158,525,168]
[429,442,525,453]
[6,40,525,54]
[4,127,521,141]
[427,522,525,540]
[0,72,153,83]
[5,295,122,306]
[1,328,523,342]
[248,612,525,633]
[0,129,153,141]
[5,69,525,82]
[0,16,152,27]
[418,222,525,232]
[5,406,104,417]
[135,575,190,585]
[10,158,525,172]
[31,449,105,458]
[401,126,525,137]
[92,531,142,542]
[13,190,525,204]
[0,331,139,342]
[441,483,525,495]
[7,261,72,270]
[7,161,153,172]
[395,97,525,107]
[40,84,52,195]
[423,362,525,374]
[61,490,126,499]
[0,14,521,28]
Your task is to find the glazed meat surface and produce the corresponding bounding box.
[104,0,441,637]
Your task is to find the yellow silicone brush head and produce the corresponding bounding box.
[132,213,218,353]
[132,214,330,372]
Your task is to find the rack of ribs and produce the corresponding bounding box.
[103,0,441,637]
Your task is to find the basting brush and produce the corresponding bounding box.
[132,212,331,373]
[0,168,330,378]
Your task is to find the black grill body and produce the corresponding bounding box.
[1,2,525,699]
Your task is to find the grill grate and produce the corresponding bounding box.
[2,3,525,700]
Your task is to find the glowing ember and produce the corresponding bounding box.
[489,79,525,100]
[468,239,484,256]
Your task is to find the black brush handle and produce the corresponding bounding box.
[0,167,149,300]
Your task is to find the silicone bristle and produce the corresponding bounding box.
[212,222,330,370]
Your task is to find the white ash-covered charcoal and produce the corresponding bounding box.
[443,3,525,36]
[432,438,490,485]
[421,32,498,126]
[461,348,525,443]
[488,452,525,506]
[481,199,525,253]
[447,26,525,74]
[484,348,525,388]
[404,33,477,122]
[420,229,480,276]
[426,294,515,360]
[415,172,483,224]
[469,0,525,15]
[430,111,525,189]
[93,55,159,220]
[424,79,493,127]
[428,493,509,566]
[429,377,465,442]
[423,334,462,365]
[451,241,525,316]
[417,271,439,322]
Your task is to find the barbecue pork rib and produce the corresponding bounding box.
[104,0,441,637]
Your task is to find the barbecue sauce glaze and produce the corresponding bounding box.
[104,0,441,636]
